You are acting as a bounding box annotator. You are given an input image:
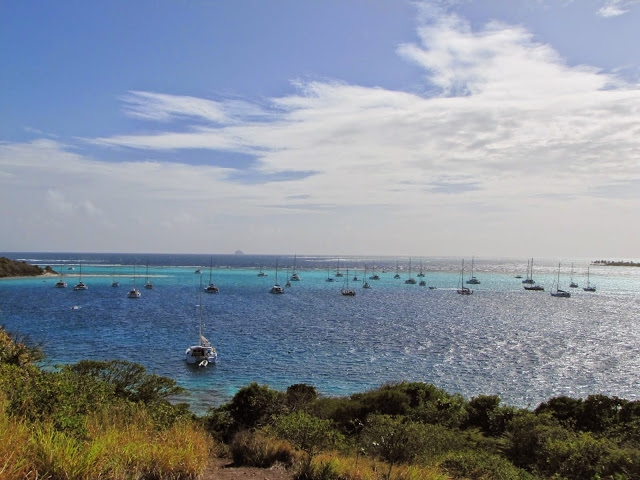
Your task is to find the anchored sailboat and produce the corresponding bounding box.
[457,259,472,295]
[73,263,88,291]
[204,258,219,293]
[185,274,217,367]
[551,263,571,298]
[270,259,285,294]
[466,256,480,284]
[341,269,356,296]
[583,266,596,292]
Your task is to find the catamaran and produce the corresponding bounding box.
[185,274,217,367]
[204,258,219,293]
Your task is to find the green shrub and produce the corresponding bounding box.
[440,450,535,480]
[361,414,430,479]
[273,411,344,469]
[226,382,287,431]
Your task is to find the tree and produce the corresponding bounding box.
[361,414,428,479]
[65,359,184,404]
[273,411,342,472]
[227,382,286,430]
[0,327,43,366]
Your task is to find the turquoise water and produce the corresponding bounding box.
[1,253,639,414]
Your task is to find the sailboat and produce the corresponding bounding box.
[127,265,141,298]
[569,263,578,288]
[335,259,343,277]
[204,258,219,293]
[362,265,371,289]
[257,266,267,277]
[369,266,380,280]
[55,267,67,288]
[290,254,301,281]
[111,264,119,287]
[522,258,535,284]
[405,258,416,284]
[73,263,88,291]
[466,256,480,284]
[394,260,401,279]
[326,268,334,282]
[144,260,153,289]
[583,266,596,292]
[341,269,356,296]
[419,266,427,286]
[417,259,425,277]
[285,266,291,288]
[523,258,544,290]
[457,259,472,295]
[185,274,217,367]
[269,259,285,294]
[551,263,571,297]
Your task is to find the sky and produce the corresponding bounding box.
[1,0,639,259]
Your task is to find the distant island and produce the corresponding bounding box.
[592,260,640,267]
[234,250,244,255]
[0,257,56,278]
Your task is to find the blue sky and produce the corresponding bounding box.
[1,0,639,258]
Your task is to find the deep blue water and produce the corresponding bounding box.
[1,252,639,414]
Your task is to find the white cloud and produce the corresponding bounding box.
[597,0,640,17]
[2,11,640,257]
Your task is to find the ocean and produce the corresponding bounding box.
[1,252,639,414]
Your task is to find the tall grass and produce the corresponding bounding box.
[0,406,33,479]
[308,452,451,480]
[0,399,211,480]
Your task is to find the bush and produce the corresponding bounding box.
[273,411,344,469]
[226,382,287,431]
[440,450,535,480]
[361,414,430,479]
[0,327,43,366]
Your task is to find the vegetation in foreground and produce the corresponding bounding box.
[2,325,640,479]
[0,256,56,277]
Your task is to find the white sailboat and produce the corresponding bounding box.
[144,260,153,290]
[73,263,88,291]
[569,263,578,288]
[457,259,472,295]
[335,259,343,277]
[405,258,416,284]
[111,264,119,287]
[185,274,217,367]
[417,258,425,277]
[551,263,571,298]
[523,258,544,291]
[362,265,371,289]
[55,267,67,288]
[466,256,480,284]
[285,266,291,287]
[290,254,301,281]
[127,265,141,298]
[270,259,285,294]
[583,266,596,292]
[204,258,219,293]
[341,269,356,296]
[394,260,401,279]
[522,258,535,284]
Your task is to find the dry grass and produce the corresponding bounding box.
[0,399,211,480]
[309,452,451,480]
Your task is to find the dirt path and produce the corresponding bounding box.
[201,457,294,480]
